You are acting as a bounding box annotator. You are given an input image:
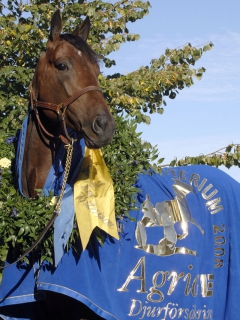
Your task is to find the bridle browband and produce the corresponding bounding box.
[30,84,102,144]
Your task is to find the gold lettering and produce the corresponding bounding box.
[167,271,184,295]
[163,169,170,175]
[153,270,169,287]
[201,309,207,319]
[180,170,187,180]
[214,247,225,256]
[207,309,213,319]
[140,306,147,320]
[189,308,197,319]
[198,178,207,191]
[147,287,164,303]
[214,259,224,268]
[117,257,147,293]
[128,300,142,316]
[196,309,202,318]
[214,236,226,245]
[169,307,178,318]
[178,308,184,317]
[183,273,191,296]
[156,307,161,317]
[147,271,168,302]
[206,197,223,214]
[213,224,225,234]
[189,173,200,187]
[156,303,174,318]
[200,274,214,297]
[184,273,199,297]
[147,306,156,317]
[170,169,177,177]
[191,276,199,297]
[202,184,218,200]
[184,309,189,318]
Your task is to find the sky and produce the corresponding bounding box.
[102,0,240,182]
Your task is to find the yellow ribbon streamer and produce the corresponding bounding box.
[74,147,119,250]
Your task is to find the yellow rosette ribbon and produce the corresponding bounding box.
[74,147,119,250]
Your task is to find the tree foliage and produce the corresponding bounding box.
[0,0,213,131]
[1,0,237,267]
[165,144,240,169]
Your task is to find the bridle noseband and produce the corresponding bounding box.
[30,85,102,144]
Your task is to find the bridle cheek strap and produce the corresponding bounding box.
[30,85,102,144]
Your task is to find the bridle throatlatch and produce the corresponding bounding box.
[29,84,102,144]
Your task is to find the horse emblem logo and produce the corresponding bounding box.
[135,180,204,256]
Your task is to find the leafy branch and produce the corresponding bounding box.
[163,144,240,169]
[100,41,213,124]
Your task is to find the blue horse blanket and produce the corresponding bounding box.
[1,161,240,319]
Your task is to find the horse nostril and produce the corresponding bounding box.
[92,115,107,134]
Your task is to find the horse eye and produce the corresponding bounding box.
[56,63,68,71]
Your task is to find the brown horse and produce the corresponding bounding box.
[22,10,115,198]
[0,10,114,319]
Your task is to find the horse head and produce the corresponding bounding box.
[22,10,115,198]
[31,10,115,148]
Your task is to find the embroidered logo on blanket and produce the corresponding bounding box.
[117,168,227,320]
[135,180,204,256]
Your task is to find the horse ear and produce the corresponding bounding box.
[74,17,90,41]
[49,10,62,42]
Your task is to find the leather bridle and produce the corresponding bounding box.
[30,84,102,144]
[0,85,103,269]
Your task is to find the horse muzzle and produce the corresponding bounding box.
[83,114,115,149]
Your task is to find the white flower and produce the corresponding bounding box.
[0,157,11,169]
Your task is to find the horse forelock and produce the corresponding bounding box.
[60,34,100,66]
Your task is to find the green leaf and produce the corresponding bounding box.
[18,227,25,236]
[157,158,165,164]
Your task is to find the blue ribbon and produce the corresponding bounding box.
[15,115,29,198]
[16,115,85,266]
[43,138,85,266]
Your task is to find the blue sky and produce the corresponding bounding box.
[102,0,240,182]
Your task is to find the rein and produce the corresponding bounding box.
[30,85,102,144]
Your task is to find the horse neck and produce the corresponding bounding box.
[21,112,61,198]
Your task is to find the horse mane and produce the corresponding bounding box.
[60,34,100,65]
